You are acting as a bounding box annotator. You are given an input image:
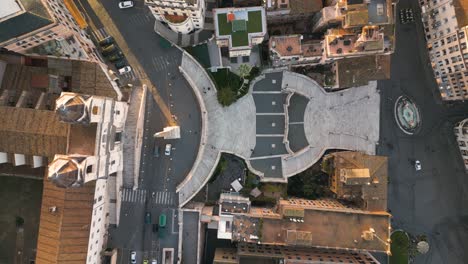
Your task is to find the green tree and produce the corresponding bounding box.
[238,64,252,79]
[217,87,236,106]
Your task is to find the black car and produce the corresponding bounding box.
[152,224,159,233]
[108,52,124,62]
[114,59,127,69]
[99,36,114,47]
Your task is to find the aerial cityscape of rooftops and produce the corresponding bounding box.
[0,0,467,263]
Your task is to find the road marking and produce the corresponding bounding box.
[152,191,174,205]
[121,188,146,204]
[87,0,175,126]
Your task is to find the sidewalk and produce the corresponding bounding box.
[153,21,214,47]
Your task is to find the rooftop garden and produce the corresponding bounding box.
[164,14,188,24]
[217,10,263,47]
[209,65,260,106]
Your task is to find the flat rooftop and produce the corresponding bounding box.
[0,0,53,43]
[0,0,22,20]
[260,209,390,252]
[215,7,266,48]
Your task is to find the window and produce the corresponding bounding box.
[115,132,122,142]
[86,165,93,173]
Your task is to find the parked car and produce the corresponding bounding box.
[98,36,114,47]
[119,0,134,9]
[415,160,421,171]
[153,143,160,157]
[152,259,157,264]
[102,44,117,56]
[130,251,136,264]
[164,144,171,156]
[118,66,132,75]
[145,212,151,224]
[143,260,149,264]
[114,59,127,69]
[159,214,166,228]
[108,51,124,62]
[152,223,159,233]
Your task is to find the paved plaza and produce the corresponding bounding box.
[177,53,380,206]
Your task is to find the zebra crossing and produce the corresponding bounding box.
[151,191,175,205]
[127,13,153,26]
[121,188,147,204]
[150,54,179,73]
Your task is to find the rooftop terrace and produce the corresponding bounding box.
[215,7,265,48]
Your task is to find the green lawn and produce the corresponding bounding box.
[216,10,263,47]
[186,44,210,68]
[390,231,409,264]
[217,13,231,35]
[247,11,263,33]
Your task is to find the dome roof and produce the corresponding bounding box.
[56,95,87,123]
[48,157,84,188]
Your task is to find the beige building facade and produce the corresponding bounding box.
[145,0,205,34]
[454,118,468,170]
[420,0,468,100]
[0,0,100,62]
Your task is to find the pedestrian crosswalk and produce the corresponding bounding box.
[151,191,175,205]
[121,188,147,203]
[127,13,153,26]
[151,54,179,73]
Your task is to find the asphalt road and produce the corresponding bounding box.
[378,0,468,263]
[75,0,202,263]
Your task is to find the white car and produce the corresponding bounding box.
[118,66,132,75]
[152,260,157,264]
[130,251,136,264]
[415,160,421,171]
[165,144,172,156]
[118,1,134,9]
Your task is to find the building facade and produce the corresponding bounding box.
[145,0,206,34]
[0,0,100,62]
[420,0,468,100]
[454,118,468,170]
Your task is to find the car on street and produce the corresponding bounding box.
[108,51,124,62]
[118,66,132,75]
[415,160,421,171]
[145,212,151,224]
[130,251,136,264]
[143,260,149,264]
[152,223,159,233]
[159,214,166,228]
[165,144,171,156]
[98,36,114,47]
[101,44,117,56]
[152,259,157,264]
[154,142,160,157]
[118,0,134,9]
[114,59,127,69]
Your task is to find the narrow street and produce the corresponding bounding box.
[74,0,202,262]
[378,0,468,263]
